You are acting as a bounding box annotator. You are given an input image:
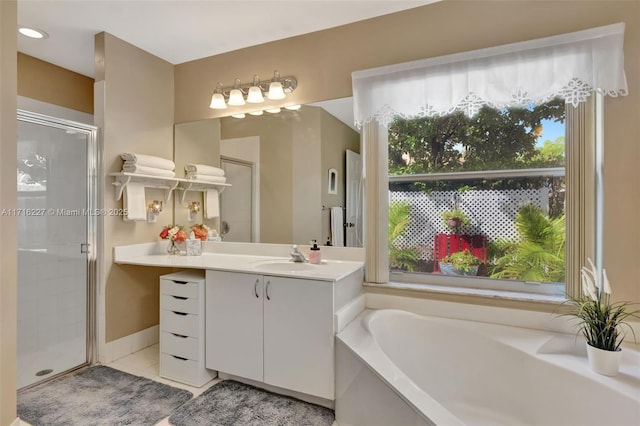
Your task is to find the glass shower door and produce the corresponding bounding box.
[16,111,96,388]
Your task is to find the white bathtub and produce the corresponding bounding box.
[336,309,640,426]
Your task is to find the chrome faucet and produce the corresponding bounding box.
[290,245,307,263]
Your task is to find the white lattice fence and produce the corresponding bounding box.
[390,188,549,260]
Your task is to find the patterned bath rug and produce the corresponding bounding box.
[169,380,335,426]
[18,365,193,426]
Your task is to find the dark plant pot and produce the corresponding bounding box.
[439,263,479,276]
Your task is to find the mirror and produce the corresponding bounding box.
[173,97,362,246]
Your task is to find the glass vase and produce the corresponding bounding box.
[166,239,180,255]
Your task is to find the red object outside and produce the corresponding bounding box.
[433,233,488,272]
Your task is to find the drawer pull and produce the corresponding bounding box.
[172,295,188,300]
[254,279,259,298]
[172,355,188,361]
[172,280,188,285]
[266,280,271,300]
[172,333,188,338]
[172,311,188,316]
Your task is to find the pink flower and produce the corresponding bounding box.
[174,229,188,243]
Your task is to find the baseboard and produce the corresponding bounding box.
[104,325,159,364]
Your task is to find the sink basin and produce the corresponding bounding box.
[253,260,319,273]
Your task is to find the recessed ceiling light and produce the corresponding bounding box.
[18,26,49,39]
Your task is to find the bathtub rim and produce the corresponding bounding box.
[337,308,640,426]
[336,309,465,426]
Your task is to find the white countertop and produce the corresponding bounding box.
[113,242,365,282]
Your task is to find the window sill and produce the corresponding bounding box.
[365,281,566,305]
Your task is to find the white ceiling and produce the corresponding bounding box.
[17,0,435,78]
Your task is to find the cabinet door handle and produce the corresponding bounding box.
[254,279,260,298]
[172,280,188,285]
[172,311,188,316]
[266,280,271,300]
[172,295,188,300]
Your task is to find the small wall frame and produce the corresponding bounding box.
[328,168,338,195]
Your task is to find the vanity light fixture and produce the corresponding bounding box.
[208,70,297,109]
[265,108,281,114]
[209,82,227,109]
[147,200,163,223]
[285,104,301,111]
[227,78,246,106]
[231,113,246,119]
[18,25,49,39]
[248,110,264,116]
[267,71,286,100]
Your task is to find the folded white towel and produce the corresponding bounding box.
[331,207,344,247]
[185,174,227,183]
[122,164,176,178]
[184,164,225,177]
[123,182,146,221]
[121,153,175,171]
[204,189,220,219]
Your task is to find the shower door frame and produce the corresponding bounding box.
[17,109,99,380]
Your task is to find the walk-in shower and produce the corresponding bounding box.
[16,110,97,388]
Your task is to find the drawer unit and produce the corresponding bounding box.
[160,279,199,299]
[161,332,199,360]
[161,294,199,315]
[159,271,216,387]
[160,310,199,338]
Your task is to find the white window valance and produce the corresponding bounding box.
[352,23,628,128]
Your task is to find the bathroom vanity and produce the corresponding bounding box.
[113,242,364,402]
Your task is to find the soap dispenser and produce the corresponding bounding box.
[309,240,321,264]
[186,231,202,256]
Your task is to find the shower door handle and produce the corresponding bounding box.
[80,243,90,254]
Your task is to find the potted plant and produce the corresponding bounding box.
[191,223,211,241]
[440,249,481,276]
[563,259,639,376]
[441,208,470,231]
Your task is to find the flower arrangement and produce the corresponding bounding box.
[159,224,188,243]
[564,259,639,352]
[441,249,481,273]
[191,224,211,241]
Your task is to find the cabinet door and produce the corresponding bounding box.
[205,270,263,382]
[263,276,334,399]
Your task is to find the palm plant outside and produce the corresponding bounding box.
[490,205,565,282]
[389,200,419,271]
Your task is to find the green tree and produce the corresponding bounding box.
[389,201,420,271]
[388,99,565,175]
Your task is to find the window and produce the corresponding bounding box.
[387,100,567,295]
[353,24,627,299]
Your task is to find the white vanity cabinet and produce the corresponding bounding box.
[159,271,216,387]
[205,270,335,400]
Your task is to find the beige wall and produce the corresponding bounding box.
[0,1,17,423]
[221,113,294,243]
[176,0,640,305]
[320,109,360,244]
[174,119,221,230]
[18,53,94,114]
[95,32,176,342]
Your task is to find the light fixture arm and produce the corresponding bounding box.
[215,72,297,100]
